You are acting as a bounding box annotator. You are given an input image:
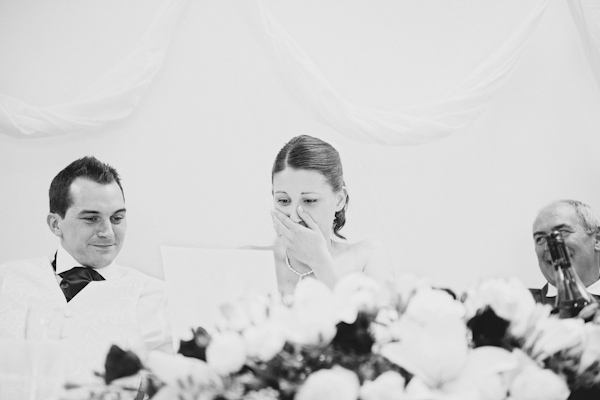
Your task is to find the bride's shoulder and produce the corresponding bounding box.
[343,238,386,256]
[342,239,395,283]
[336,238,388,266]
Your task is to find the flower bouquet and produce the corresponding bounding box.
[102,273,600,400]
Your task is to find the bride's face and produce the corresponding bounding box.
[273,168,346,238]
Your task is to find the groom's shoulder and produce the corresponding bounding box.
[0,255,52,272]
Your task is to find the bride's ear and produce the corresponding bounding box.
[335,186,348,212]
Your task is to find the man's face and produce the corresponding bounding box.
[48,177,126,269]
[532,204,600,286]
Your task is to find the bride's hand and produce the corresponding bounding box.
[270,206,330,268]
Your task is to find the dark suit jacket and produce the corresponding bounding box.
[529,283,555,305]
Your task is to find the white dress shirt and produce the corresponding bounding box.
[54,245,173,352]
[0,247,173,383]
[546,278,600,297]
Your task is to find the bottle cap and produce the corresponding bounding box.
[547,231,568,268]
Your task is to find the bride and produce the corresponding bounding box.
[270,135,395,296]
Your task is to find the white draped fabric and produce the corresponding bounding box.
[567,0,600,90]
[253,0,550,146]
[0,0,186,138]
[0,0,599,143]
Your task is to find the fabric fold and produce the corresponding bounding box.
[0,0,186,138]
[254,0,550,146]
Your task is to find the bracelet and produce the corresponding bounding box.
[286,256,314,282]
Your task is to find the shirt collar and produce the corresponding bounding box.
[546,278,600,297]
[55,245,116,279]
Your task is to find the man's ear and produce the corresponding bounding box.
[594,228,600,252]
[335,186,348,212]
[47,213,62,237]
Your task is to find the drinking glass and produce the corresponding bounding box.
[0,304,68,400]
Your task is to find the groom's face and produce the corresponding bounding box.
[49,178,127,269]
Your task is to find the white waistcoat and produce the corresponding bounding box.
[0,257,145,384]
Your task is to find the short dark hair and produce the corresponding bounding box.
[272,135,349,239]
[49,156,124,218]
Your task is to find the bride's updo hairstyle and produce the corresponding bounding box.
[272,135,349,239]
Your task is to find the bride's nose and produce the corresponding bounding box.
[289,204,302,223]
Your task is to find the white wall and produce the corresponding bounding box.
[1,0,599,292]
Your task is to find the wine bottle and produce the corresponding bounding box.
[546,230,597,318]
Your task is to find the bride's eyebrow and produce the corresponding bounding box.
[301,192,319,195]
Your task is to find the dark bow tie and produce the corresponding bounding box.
[52,256,105,302]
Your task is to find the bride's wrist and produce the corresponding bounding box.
[307,248,333,270]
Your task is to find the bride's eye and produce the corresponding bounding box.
[277,198,290,205]
[304,199,317,204]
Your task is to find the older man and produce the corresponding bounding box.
[530,199,600,304]
[0,156,173,384]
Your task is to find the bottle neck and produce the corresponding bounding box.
[554,264,593,302]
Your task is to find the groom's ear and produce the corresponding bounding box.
[47,213,63,237]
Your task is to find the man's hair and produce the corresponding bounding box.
[549,199,600,237]
[49,156,123,218]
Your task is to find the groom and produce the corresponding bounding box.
[0,156,173,383]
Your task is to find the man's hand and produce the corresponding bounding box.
[578,302,600,323]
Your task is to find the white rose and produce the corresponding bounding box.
[206,331,246,375]
[465,278,536,338]
[334,273,383,324]
[295,367,360,400]
[288,313,338,346]
[145,351,222,389]
[509,364,569,400]
[284,279,338,346]
[293,278,336,317]
[405,376,480,400]
[404,287,465,324]
[371,307,399,343]
[453,346,518,400]
[243,322,286,362]
[359,371,406,400]
[270,298,337,347]
[246,295,272,326]
[531,317,584,358]
[514,303,552,342]
[218,301,252,332]
[371,321,393,344]
[380,315,468,387]
[393,274,431,303]
[578,323,600,372]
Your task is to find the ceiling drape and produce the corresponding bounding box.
[2,0,599,142]
[0,0,186,138]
